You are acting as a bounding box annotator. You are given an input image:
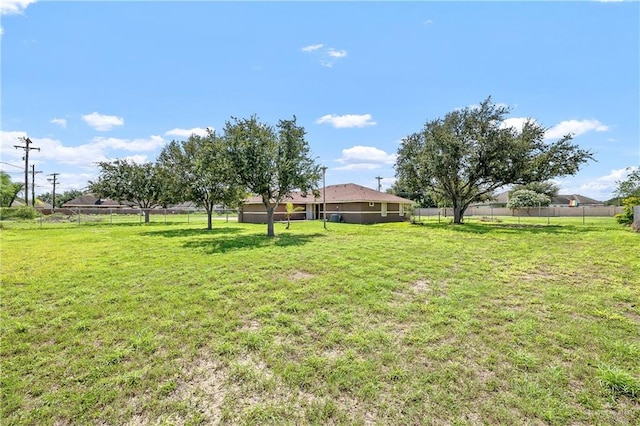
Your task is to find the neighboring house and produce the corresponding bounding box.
[473,191,603,208]
[239,183,414,225]
[549,194,603,207]
[62,193,124,209]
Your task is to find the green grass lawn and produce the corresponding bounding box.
[1,218,638,425]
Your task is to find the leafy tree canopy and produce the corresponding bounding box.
[89,160,164,223]
[224,115,320,236]
[0,171,24,207]
[511,181,559,199]
[157,131,245,230]
[614,167,640,199]
[395,97,594,224]
[507,189,551,210]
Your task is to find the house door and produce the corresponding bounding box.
[306,203,314,220]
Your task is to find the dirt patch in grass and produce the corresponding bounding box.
[289,271,315,281]
[411,279,431,293]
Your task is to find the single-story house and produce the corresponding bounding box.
[239,183,414,225]
[549,194,603,207]
[473,191,603,208]
[62,193,124,208]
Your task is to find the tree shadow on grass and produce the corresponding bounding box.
[141,227,242,238]
[181,232,326,254]
[143,227,325,253]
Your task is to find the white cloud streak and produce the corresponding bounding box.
[334,145,396,171]
[301,43,324,52]
[82,112,125,131]
[302,43,348,67]
[51,118,67,128]
[316,114,376,128]
[0,0,36,15]
[164,127,211,138]
[545,119,608,139]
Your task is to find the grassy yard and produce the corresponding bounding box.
[1,218,638,425]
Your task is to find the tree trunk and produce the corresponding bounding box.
[144,209,150,223]
[207,210,213,230]
[453,204,464,224]
[266,206,275,237]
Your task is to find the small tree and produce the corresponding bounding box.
[225,115,320,237]
[284,202,304,229]
[89,160,164,223]
[511,181,559,199]
[507,189,551,214]
[157,131,245,230]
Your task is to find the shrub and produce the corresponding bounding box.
[614,196,639,226]
[0,206,39,220]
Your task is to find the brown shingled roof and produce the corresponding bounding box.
[244,183,413,205]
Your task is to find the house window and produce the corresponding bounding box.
[369,202,375,207]
[381,202,388,217]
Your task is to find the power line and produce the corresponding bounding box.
[14,137,40,207]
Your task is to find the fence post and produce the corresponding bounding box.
[582,206,585,225]
[165,208,167,225]
[77,207,80,224]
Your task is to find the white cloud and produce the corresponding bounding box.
[82,112,125,131]
[500,117,533,132]
[0,0,36,15]
[0,130,166,171]
[316,114,376,128]
[0,26,4,36]
[423,19,434,25]
[559,167,638,201]
[51,118,67,128]
[92,135,166,152]
[302,43,348,67]
[164,127,211,138]
[327,48,347,58]
[301,43,324,52]
[545,119,608,139]
[334,145,396,171]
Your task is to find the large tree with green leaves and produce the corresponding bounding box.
[0,172,24,207]
[395,97,595,224]
[224,115,320,237]
[89,160,164,223]
[157,131,245,230]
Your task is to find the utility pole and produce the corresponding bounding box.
[375,176,383,191]
[47,173,60,212]
[29,165,43,207]
[321,166,327,230]
[14,136,40,207]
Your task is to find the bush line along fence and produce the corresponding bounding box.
[414,206,624,219]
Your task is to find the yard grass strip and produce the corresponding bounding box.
[1,218,638,424]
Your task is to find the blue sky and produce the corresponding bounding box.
[1,0,638,201]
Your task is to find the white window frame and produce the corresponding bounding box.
[381,202,388,217]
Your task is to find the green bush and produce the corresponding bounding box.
[0,206,39,220]
[614,196,639,226]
